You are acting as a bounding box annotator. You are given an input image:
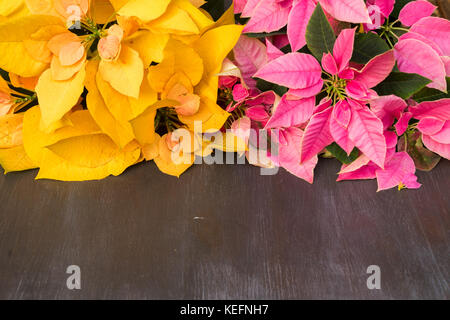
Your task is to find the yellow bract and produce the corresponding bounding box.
[117,0,171,22]
[0,15,64,77]
[0,0,243,180]
[35,65,86,130]
[99,45,144,98]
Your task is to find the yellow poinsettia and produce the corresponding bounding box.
[0,0,243,180]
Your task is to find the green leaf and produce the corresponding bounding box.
[391,0,415,18]
[374,72,431,99]
[305,3,336,61]
[326,143,359,164]
[398,131,441,171]
[256,79,288,97]
[351,33,390,64]
[246,29,287,38]
[414,77,450,102]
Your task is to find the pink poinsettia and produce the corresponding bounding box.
[371,95,450,160]
[254,28,395,169]
[393,2,448,92]
[235,0,371,51]
[410,99,450,160]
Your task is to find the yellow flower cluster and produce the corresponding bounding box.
[0,0,243,180]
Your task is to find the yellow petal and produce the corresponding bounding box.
[129,71,158,118]
[147,38,203,91]
[142,134,160,160]
[205,131,247,153]
[210,2,235,28]
[35,65,86,129]
[154,133,193,177]
[99,45,144,98]
[173,0,213,31]
[23,25,67,64]
[129,107,156,146]
[194,24,243,76]
[95,69,133,121]
[90,0,115,24]
[22,105,139,181]
[0,0,30,19]
[0,113,24,148]
[189,0,206,8]
[50,53,86,80]
[24,0,59,16]
[46,134,122,168]
[0,75,10,93]
[0,14,64,76]
[0,145,37,173]
[85,61,135,148]
[118,0,170,22]
[9,73,39,91]
[125,30,169,65]
[146,3,199,35]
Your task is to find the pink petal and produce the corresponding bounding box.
[300,106,334,163]
[337,163,377,181]
[232,84,250,102]
[319,0,371,24]
[271,34,290,49]
[375,152,421,191]
[243,0,291,33]
[399,0,437,27]
[234,0,248,14]
[265,95,315,129]
[395,39,447,92]
[322,53,338,75]
[384,130,398,150]
[348,104,387,168]
[410,17,450,56]
[234,36,268,90]
[442,56,450,77]
[346,80,370,101]
[254,52,322,89]
[265,39,284,61]
[353,50,395,89]
[333,28,356,72]
[422,134,450,159]
[339,154,370,174]
[428,121,450,144]
[409,98,450,120]
[371,0,395,17]
[417,117,445,135]
[289,79,324,98]
[241,0,262,17]
[371,95,408,130]
[398,32,443,56]
[231,116,252,143]
[287,0,316,52]
[395,111,412,136]
[277,127,318,183]
[333,100,352,128]
[338,68,355,79]
[246,106,270,122]
[329,115,355,155]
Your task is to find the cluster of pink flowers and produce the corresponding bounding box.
[218,0,449,191]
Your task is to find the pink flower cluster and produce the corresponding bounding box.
[219,0,450,191]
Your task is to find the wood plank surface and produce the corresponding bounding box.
[0,159,448,299]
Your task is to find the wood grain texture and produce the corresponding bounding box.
[0,159,448,300]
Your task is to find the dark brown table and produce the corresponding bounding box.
[0,158,448,299]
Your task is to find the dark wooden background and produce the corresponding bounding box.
[0,158,448,299]
[0,0,449,301]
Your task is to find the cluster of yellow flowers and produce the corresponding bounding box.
[0,0,243,180]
